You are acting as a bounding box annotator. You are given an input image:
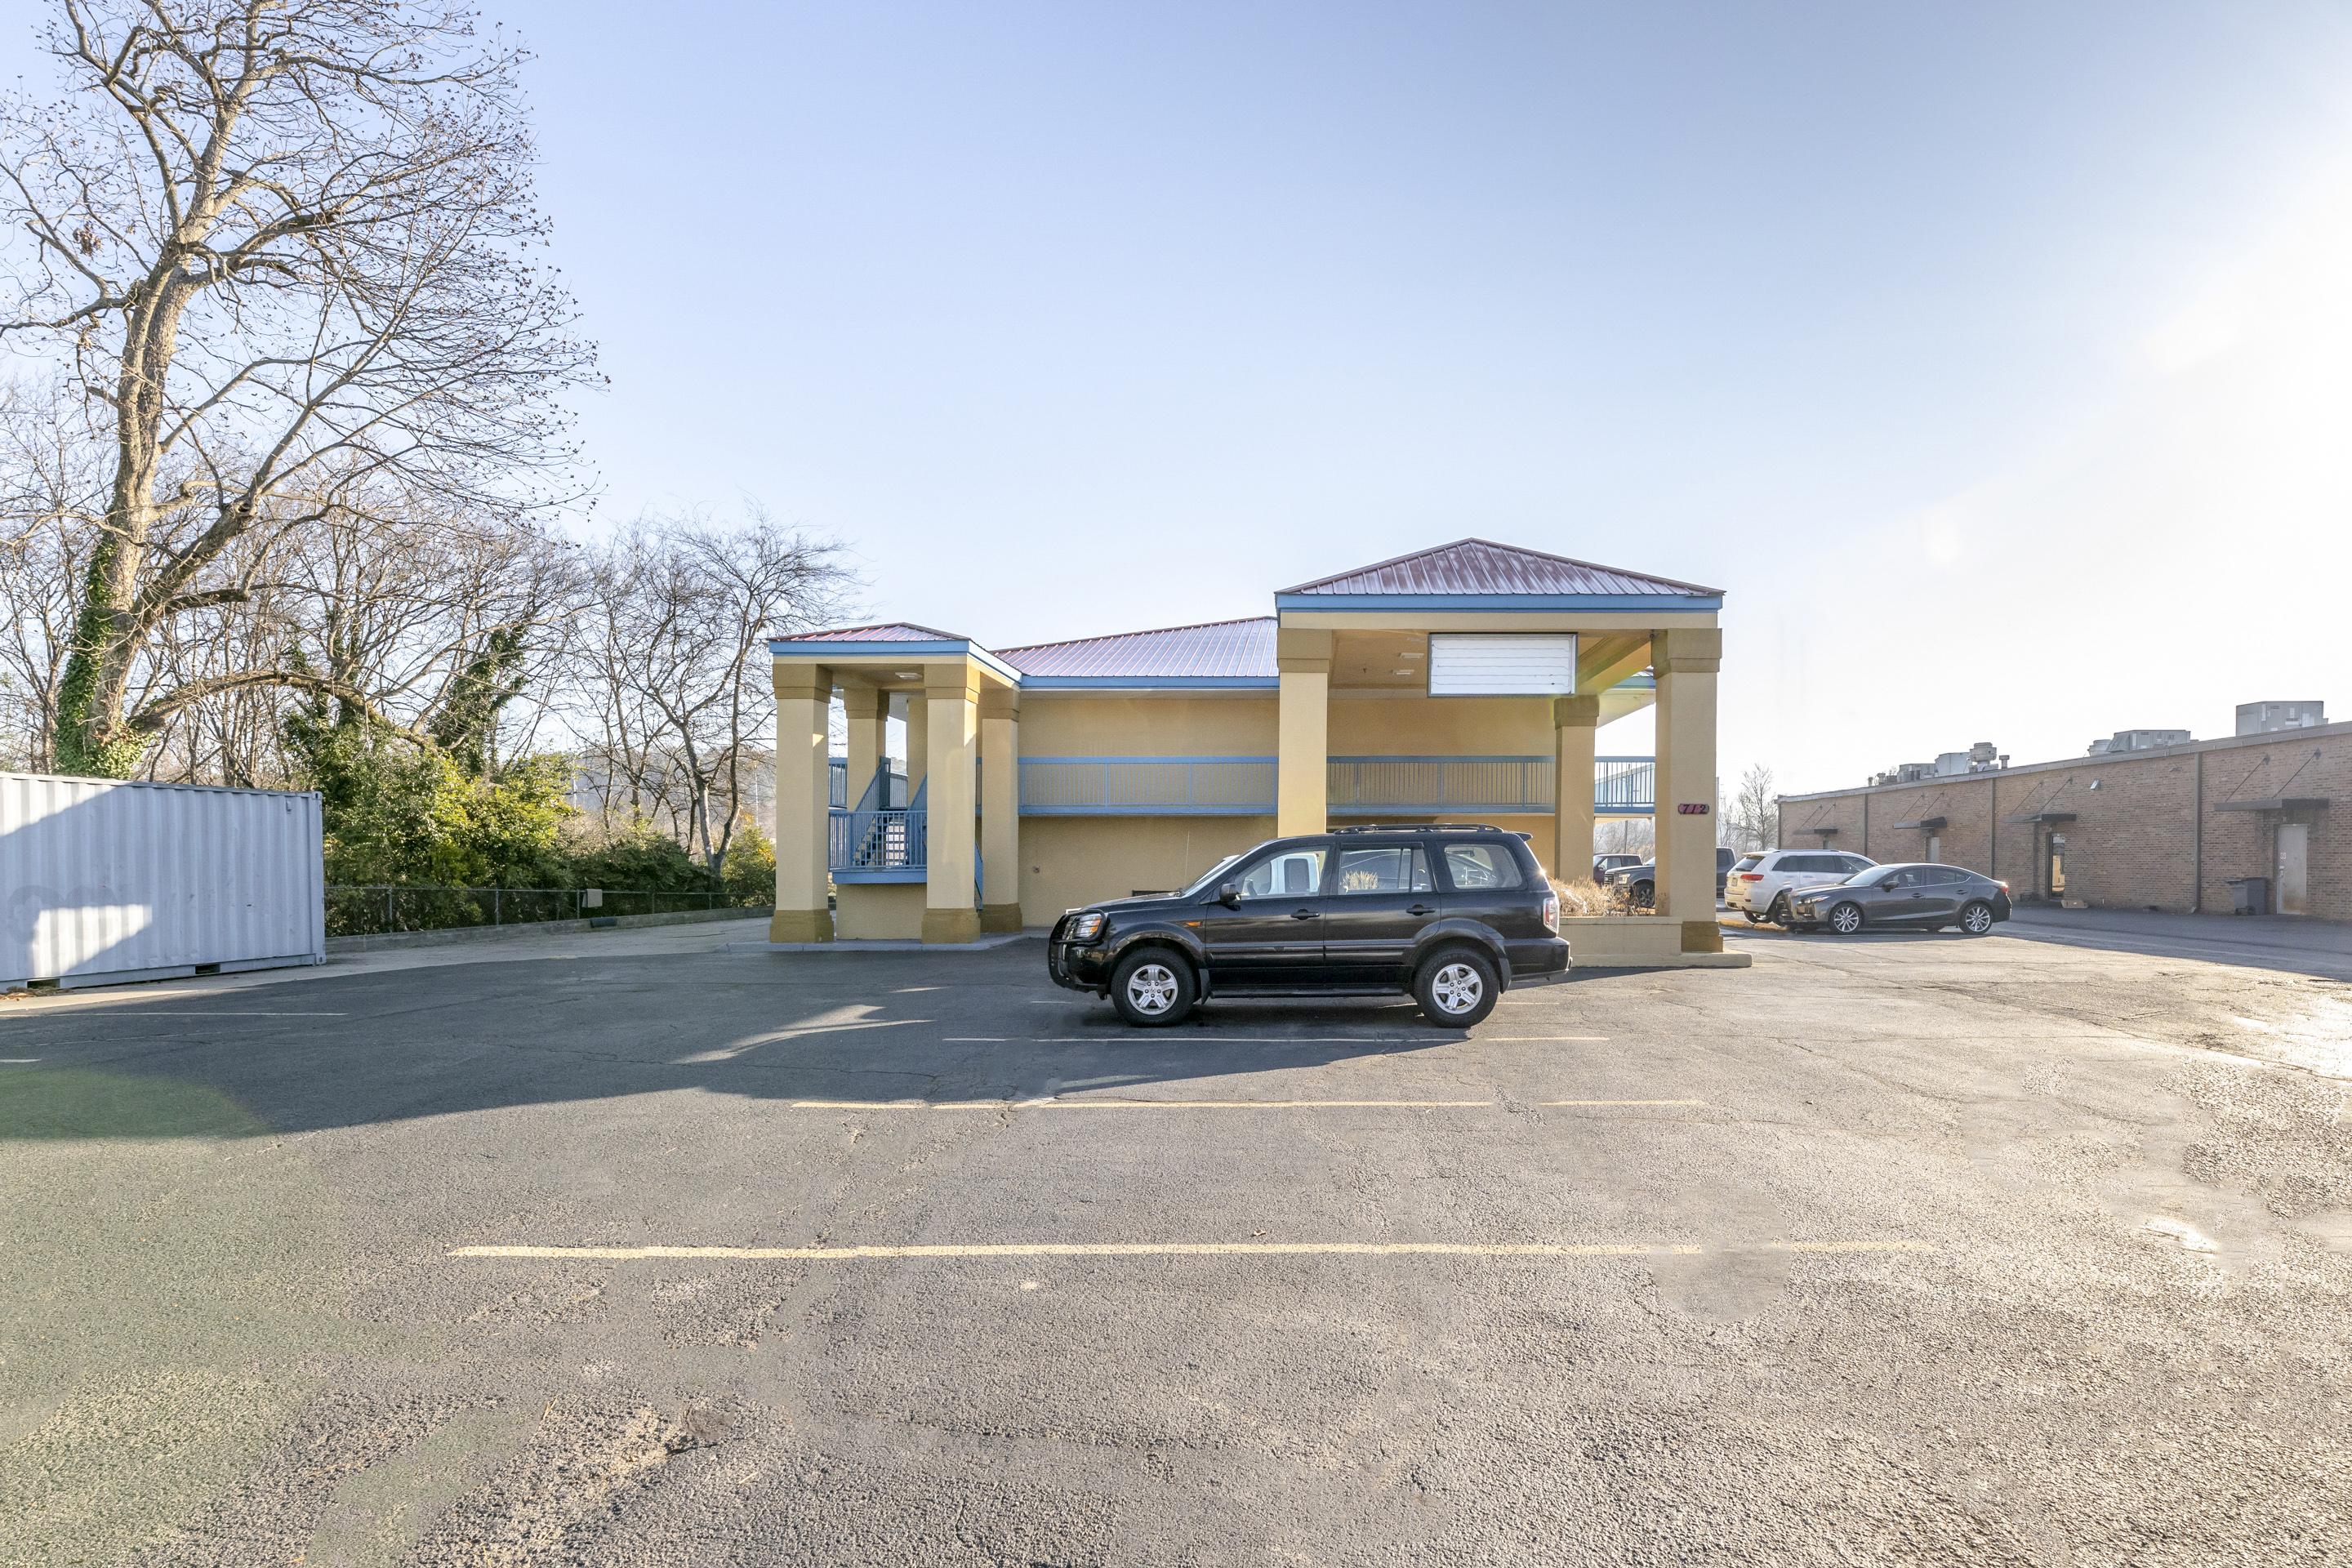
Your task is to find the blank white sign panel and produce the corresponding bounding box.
[1426,634,1579,695]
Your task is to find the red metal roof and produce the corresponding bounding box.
[782,621,969,643]
[996,617,1276,679]
[1281,538,1722,599]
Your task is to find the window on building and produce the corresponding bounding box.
[1334,846,1433,895]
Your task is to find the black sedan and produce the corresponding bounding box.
[1786,862,2012,935]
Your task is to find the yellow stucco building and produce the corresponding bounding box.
[770,539,1731,966]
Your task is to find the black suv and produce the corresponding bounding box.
[1046,824,1568,1027]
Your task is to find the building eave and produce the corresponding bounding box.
[1273,592,1723,613]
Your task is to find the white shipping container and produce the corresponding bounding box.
[1,772,324,989]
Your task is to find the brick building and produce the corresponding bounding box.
[1776,720,2348,920]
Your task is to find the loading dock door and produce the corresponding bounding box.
[2277,823,2310,916]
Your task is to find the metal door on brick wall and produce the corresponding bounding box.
[2276,823,2310,916]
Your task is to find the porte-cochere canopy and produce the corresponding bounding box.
[768,539,1725,958]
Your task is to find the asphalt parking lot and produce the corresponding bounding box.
[4,920,2350,1566]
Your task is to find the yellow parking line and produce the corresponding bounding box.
[451,1240,1931,1263]
[783,1098,1698,1111]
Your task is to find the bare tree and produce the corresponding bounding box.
[0,394,584,782]
[260,483,581,764]
[573,510,856,871]
[1726,763,1778,853]
[0,0,595,776]
[0,379,107,768]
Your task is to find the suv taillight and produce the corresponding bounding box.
[1540,891,1559,933]
[1739,872,1763,881]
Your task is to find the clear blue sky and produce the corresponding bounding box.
[25,3,2352,789]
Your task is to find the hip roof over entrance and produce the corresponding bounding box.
[1276,538,1722,611]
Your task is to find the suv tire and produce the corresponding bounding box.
[1111,948,1196,1027]
[1414,946,1500,1027]
[1766,892,1792,924]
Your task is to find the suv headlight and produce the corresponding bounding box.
[1067,911,1107,942]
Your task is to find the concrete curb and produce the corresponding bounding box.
[327,906,772,954]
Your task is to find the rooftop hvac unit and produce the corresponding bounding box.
[2109,728,2190,752]
[2235,700,2327,736]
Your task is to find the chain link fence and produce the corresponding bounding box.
[324,884,764,938]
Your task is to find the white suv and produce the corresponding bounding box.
[1727,849,1878,924]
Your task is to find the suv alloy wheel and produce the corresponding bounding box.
[1414,947,1499,1027]
[1111,949,1196,1027]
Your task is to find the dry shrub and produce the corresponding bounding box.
[1549,876,1616,918]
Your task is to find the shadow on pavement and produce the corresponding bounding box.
[0,942,1658,1142]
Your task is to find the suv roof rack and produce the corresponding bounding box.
[1328,822,1508,835]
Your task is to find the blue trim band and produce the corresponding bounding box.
[771,639,970,657]
[1016,675,1279,690]
[1020,804,1273,817]
[1022,753,1275,764]
[1275,593,1721,612]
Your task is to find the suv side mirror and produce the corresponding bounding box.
[1217,882,1241,907]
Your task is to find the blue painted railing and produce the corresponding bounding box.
[828,769,927,879]
[1327,755,1552,815]
[830,808,928,876]
[1020,756,1277,815]
[1595,755,1655,816]
[1013,755,1656,816]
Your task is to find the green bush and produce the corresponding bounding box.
[567,820,716,895]
[721,820,776,906]
[311,742,575,889]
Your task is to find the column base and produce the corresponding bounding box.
[768,907,833,943]
[979,902,1023,933]
[1680,920,1724,954]
[922,907,984,944]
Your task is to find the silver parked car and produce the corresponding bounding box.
[1786,862,2014,935]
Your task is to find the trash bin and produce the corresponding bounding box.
[2225,875,2270,915]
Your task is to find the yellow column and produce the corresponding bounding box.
[1552,693,1600,884]
[980,684,1022,932]
[1276,628,1331,835]
[842,684,887,804]
[921,662,982,943]
[769,661,835,943]
[1652,627,1723,952]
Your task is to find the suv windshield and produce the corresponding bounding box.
[1177,853,1247,898]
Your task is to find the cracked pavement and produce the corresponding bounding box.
[2,920,2349,1564]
